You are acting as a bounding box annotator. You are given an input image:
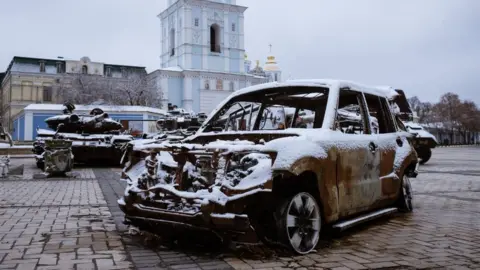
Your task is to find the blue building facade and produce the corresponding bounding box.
[12,104,167,141]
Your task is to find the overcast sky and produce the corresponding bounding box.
[1,0,479,104]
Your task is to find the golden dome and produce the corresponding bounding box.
[263,55,280,71]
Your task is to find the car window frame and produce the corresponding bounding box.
[335,88,372,135]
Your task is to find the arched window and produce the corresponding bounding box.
[82,65,88,74]
[210,24,221,53]
[170,28,175,56]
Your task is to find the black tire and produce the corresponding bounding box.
[397,174,413,212]
[418,147,432,164]
[276,192,321,254]
[36,160,45,170]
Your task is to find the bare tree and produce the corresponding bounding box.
[55,70,163,108]
[407,96,421,115]
[433,92,463,143]
[113,70,163,108]
[407,96,436,124]
[56,73,110,105]
[457,101,480,143]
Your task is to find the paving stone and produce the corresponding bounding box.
[2,148,480,269]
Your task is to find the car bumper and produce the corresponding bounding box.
[118,195,259,243]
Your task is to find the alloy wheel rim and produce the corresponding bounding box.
[285,192,321,254]
[403,175,412,208]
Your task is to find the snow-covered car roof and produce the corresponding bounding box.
[229,79,398,101]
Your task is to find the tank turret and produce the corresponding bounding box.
[45,105,123,134]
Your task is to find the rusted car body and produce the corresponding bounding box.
[119,80,419,254]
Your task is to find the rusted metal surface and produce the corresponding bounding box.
[119,82,419,252]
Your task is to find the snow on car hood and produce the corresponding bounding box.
[134,128,413,171]
[124,128,415,209]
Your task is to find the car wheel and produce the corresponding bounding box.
[397,174,413,212]
[276,192,321,254]
[418,148,432,164]
[36,160,44,170]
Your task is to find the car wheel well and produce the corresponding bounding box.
[272,171,324,217]
[273,171,318,195]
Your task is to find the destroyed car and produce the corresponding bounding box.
[118,80,419,254]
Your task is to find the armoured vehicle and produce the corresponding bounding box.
[389,89,438,164]
[118,80,419,254]
[33,103,134,169]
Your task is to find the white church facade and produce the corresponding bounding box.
[149,0,282,114]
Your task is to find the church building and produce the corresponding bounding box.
[149,0,282,114]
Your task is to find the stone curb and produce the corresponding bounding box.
[437,144,480,148]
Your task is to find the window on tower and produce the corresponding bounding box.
[210,24,221,53]
[194,18,199,27]
[232,23,236,32]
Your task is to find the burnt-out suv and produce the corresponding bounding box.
[118,80,419,254]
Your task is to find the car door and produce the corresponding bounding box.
[336,90,382,217]
[364,94,402,205]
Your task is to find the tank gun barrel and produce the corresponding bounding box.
[84,112,109,125]
[45,114,79,130]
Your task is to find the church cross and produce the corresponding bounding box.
[269,44,272,53]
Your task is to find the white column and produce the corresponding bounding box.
[25,111,33,141]
[183,76,193,111]
[143,113,149,134]
[159,18,164,61]
[160,75,169,107]
[201,7,209,70]
[238,14,245,50]
[238,14,245,73]
[184,5,192,69]
[223,11,230,72]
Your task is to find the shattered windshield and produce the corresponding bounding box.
[201,86,329,132]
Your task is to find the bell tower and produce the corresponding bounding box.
[263,44,282,82]
[159,0,247,73]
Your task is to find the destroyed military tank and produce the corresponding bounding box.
[389,89,438,164]
[121,113,198,166]
[33,103,134,169]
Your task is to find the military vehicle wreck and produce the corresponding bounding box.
[40,123,74,176]
[118,80,419,254]
[0,124,12,177]
[389,89,438,164]
[33,103,134,169]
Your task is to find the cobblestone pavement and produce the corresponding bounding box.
[0,160,133,270]
[1,147,480,269]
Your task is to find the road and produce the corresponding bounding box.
[1,146,479,270]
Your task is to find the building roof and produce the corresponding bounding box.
[152,66,268,80]
[23,104,167,115]
[3,56,145,76]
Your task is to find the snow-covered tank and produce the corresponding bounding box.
[32,103,134,168]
